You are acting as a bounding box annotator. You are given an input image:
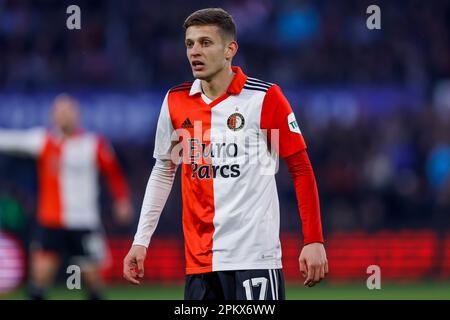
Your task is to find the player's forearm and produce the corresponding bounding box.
[0,130,27,152]
[96,137,131,202]
[0,128,43,155]
[132,159,177,248]
[104,164,131,203]
[285,149,324,245]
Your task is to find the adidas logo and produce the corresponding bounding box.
[181,118,194,129]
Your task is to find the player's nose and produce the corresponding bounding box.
[190,42,202,56]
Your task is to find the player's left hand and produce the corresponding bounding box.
[299,242,328,287]
[114,199,133,225]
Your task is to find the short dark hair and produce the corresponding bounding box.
[183,8,236,41]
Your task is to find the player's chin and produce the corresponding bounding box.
[192,69,209,80]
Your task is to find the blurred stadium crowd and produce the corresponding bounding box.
[0,0,449,241]
[0,0,449,89]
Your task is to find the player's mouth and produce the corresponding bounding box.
[191,60,205,71]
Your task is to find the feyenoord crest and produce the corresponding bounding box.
[227,112,245,131]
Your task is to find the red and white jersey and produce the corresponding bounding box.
[0,128,129,230]
[154,66,307,274]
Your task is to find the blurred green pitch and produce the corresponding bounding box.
[2,282,450,300]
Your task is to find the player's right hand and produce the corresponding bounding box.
[123,245,147,285]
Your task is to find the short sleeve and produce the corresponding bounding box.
[153,92,176,160]
[260,85,307,159]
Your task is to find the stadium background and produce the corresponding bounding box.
[0,0,450,299]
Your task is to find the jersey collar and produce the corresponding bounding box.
[189,66,248,96]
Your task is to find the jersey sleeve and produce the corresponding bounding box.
[153,92,176,160]
[286,149,324,245]
[133,159,177,248]
[260,85,307,159]
[96,135,130,202]
[0,127,46,156]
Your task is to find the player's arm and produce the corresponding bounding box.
[285,150,328,287]
[261,85,328,288]
[123,92,178,285]
[96,137,132,225]
[123,158,177,285]
[0,127,45,156]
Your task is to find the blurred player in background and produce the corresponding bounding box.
[124,8,327,300]
[0,94,133,300]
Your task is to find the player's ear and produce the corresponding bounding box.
[225,41,238,60]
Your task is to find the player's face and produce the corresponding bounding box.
[52,96,80,134]
[185,25,234,80]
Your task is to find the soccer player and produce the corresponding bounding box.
[0,94,133,300]
[123,8,328,300]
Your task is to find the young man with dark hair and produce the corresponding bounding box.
[124,8,328,300]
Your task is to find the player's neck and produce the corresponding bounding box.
[200,67,234,101]
[54,126,80,139]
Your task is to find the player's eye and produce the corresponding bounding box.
[186,41,193,48]
[202,40,211,47]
